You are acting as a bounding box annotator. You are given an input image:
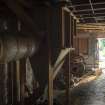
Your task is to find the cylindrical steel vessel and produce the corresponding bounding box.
[0,35,39,63]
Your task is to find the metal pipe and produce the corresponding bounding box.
[89,0,97,23]
[16,60,20,102]
[0,36,39,63]
[0,64,8,104]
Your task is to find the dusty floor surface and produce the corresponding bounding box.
[70,73,105,105]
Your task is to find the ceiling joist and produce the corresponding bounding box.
[69,0,105,23]
[69,2,105,7]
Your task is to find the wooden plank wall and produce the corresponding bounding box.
[78,38,89,55]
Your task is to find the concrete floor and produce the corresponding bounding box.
[70,73,105,105]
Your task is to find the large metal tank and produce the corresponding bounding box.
[0,35,39,63]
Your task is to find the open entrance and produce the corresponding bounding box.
[97,38,105,71]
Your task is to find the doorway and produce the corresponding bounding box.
[97,38,105,71]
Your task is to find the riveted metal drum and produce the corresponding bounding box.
[0,35,38,63]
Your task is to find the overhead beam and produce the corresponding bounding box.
[80,15,105,19]
[69,2,105,7]
[78,23,105,26]
[63,7,79,23]
[74,7,105,13]
[77,24,105,27]
[77,27,105,30]
[77,23,105,30]
[76,12,105,17]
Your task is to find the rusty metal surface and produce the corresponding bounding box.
[0,36,39,63]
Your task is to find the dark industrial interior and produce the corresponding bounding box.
[1,0,105,105]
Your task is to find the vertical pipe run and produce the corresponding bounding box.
[0,64,8,105]
[11,62,14,104]
[4,63,8,104]
[20,58,26,105]
[8,62,13,105]
[7,60,26,105]
[13,61,18,104]
[16,60,20,102]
